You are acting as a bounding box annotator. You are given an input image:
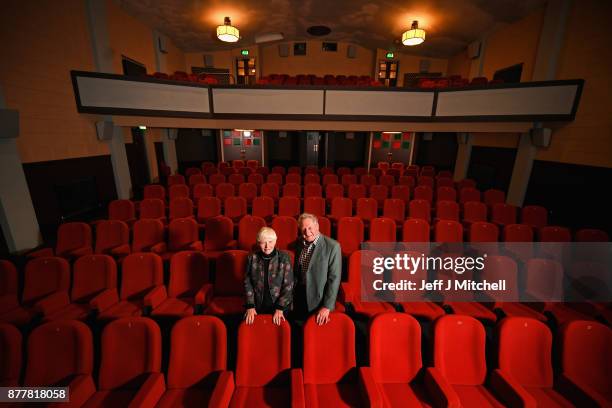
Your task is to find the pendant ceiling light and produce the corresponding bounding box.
[402,20,426,46]
[217,17,239,43]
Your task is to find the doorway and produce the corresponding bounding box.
[414,133,458,172]
[326,132,369,168]
[125,127,150,197]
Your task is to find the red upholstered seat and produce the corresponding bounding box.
[95,220,130,259]
[157,316,233,408]
[96,253,163,320]
[83,318,165,407]
[369,217,396,243]
[28,222,93,260]
[203,216,237,261]
[495,317,573,407]
[363,313,435,406]
[231,316,301,407]
[0,260,19,316]
[251,196,275,224]
[0,323,21,386]
[558,320,611,406]
[25,320,95,406]
[409,199,431,223]
[44,254,117,322]
[139,198,166,224]
[203,250,248,316]
[238,215,266,251]
[337,217,364,259]
[303,313,380,407]
[108,199,136,226]
[341,250,395,318]
[428,315,505,407]
[224,196,247,224]
[522,205,548,229]
[148,251,210,318]
[0,257,70,326]
[304,196,326,217]
[169,184,190,201]
[278,196,301,218]
[132,219,166,253]
[271,216,298,251]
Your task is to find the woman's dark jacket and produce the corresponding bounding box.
[244,249,294,311]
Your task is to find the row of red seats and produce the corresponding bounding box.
[415,75,504,89]
[147,70,219,84]
[257,74,383,87]
[1,314,608,407]
[4,235,610,328]
[191,163,441,179]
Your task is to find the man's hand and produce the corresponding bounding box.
[315,307,331,325]
[273,309,285,325]
[245,308,257,324]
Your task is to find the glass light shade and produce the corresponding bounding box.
[217,24,239,42]
[402,28,426,46]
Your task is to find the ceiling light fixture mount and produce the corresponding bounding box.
[217,16,239,43]
[402,20,426,46]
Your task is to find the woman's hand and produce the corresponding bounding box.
[245,308,257,324]
[273,309,285,326]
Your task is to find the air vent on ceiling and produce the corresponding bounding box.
[307,25,331,36]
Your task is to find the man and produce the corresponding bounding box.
[293,213,341,325]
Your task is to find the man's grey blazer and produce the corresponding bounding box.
[295,235,341,312]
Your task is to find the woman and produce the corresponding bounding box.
[244,227,294,325]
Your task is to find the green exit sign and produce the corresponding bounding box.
[385,52,394,59]
[241,49,249,56]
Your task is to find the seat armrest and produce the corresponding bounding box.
[128,372,165,408]
[27,247,54,259]
[291,368,305,408]
[424,367,461,408]
[150,242,167,254]
[188,240,203,251]
[110,244,131,257]
[556,373,607,407]
[489,369,536,408]
[89,288,119,312]
[35,291,71,316]
[209,370,234,408]
[226,240,237,250]
[144,285,168,309]
[66,246,93,258]
[359,367,383,408]
[195,284,214,306]
[50,374,95,408]
[340,282,354,304]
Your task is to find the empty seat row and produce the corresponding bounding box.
[1,314,609,407]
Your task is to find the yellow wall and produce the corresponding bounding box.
[185,45,260,81]
[374,49,448,87]
[447,49,471,79]
[165,38,187,74]
[106,0,156,73]
[261,41,374,77]
[481,8,545,82]
[0,0,108,163]
[536,0,612,168]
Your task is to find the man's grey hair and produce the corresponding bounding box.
[298,213,318,226]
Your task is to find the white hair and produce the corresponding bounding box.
[257,227,277,242]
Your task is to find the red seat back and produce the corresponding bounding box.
[167,316,227,388]
[236,317,291,386]
[24,320,92,387]
[98,317,161,390]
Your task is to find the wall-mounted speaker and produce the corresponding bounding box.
[0,109,19,139]
[419,59,430,73]
[96,121,114,141]
[203,54,214,67]
[278,44,289,57]
[530,128,552,147]
[422,132,433,141]
[157,36,168,54]
[468,41,481,59]
[347,45,356,59]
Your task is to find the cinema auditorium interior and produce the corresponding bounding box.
[0,0,611,407]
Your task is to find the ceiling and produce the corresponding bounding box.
[116,0,546,58]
